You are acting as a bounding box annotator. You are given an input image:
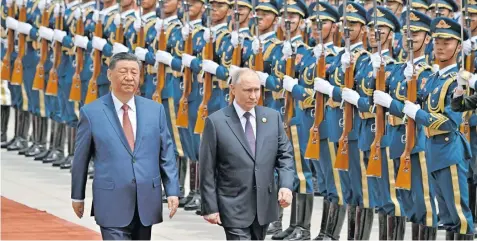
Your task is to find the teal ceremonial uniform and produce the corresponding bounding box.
[22,0,40,116]
[138,10,156,99]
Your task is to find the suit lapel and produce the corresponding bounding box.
[102,94,133,155]
[255,106,267,161]
[133,96,144,155]
[225,106,255,160]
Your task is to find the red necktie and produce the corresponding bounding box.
[121,104,134,151]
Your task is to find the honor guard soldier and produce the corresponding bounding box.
[314,2,374,239]
[402,16,475,240]
[374,9,438,239]
[231,0,254,68]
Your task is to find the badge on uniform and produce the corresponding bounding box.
[262,117,267,123]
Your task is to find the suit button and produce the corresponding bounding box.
[253,185,257,189]
[255,168,258,171]
[132,157,136,163]
[132,178,136,184]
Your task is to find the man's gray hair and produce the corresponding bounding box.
[230,68,261,85]
[109,52,142,70]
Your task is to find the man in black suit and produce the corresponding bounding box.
[199,68,295,240]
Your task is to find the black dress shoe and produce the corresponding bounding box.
[1,137,16,149]
[267,221,283,236]
[184,193,201,211]
[19,143,35,155]
[179,191,195,208]
[7,138,27,151]
[25,144,46,157]
[162,193,167,203]
[34,149,51,160]
[50,152,67,166]
[59,156,73,169]
[195,209,201,216]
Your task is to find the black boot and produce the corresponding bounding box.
[411,223,419,240]
[18,113,34,155]
[272,193,297,240]
[1,105,10,145]
[354,207,374,240]
[8,110,29,151]
[47,123,66,164]
[267,207,284,235]
[184,162,201,211]
[386,215,406,240]
[35,120,55,160]
[2,107,17,149]
[323,202,346,240]
[288,193,314,240]
[26,117,47,157]
[469,181,476,223]
[347,205,357,240]
[454,233,474,240]
[418,225,437,240]
[88,161,95,178]
[313,199,330,240]
[60,127,76,169]
[378,211,387,240]
[446,230,454,240]
[180,161,197,208]
[178,157,188,199]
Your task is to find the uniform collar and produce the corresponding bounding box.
[350,42,363,51]
[141,11,156,21]
[101,4,119,15]
[324,41,334,48]
[81,1,96,9]
[190,19,202,26]
[239,27,249,33]
[67,0,80,9]
[438,64,457,76]
[121,9,136,18]
[259,31,275,41]
[211,23,228,32]
[163,15,178,25]
[471,35,477,43]
[291,35,302,43]
[412,55,426,64]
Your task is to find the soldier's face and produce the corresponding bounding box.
[230,71,261,111]
[346,21,365,42]
[142,0,156,9]
[428,7,452,18]
[211,2,230,22]
[471,13,477,32]
[385,1,402,15]
[363,0,376,11]
[311,20,336,42]
[163,0,179,14]
[121,0,134,8]
[257,10,277,32]
[238,6,251,25]
[402,30,430,51]
[189,0,204,18]
[368,25,392,48]
[108,61,140,96]
[434,38,461,62]
[280,13,302,33]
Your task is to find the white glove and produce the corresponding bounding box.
[155,18,164,33]
[282,41,292,59]
[256,71,268,86]
[6,17,18,30]
[371,52,382,69]
[17,22,32,35]
[373,90,393,108]
[403,100,420,120]
[112,43,129,55]
[202,59,219,75]
[342,88,360,106]
[73,8,81,20]
[283,75,298,92]
[182,53,195,68]
[53,29,66,42]
[463,39,473,55]
[470,74,477,90]
[155,50,173,66]
[1,38,7,47]
[134,47,148,61]
[432,64,439,73]
[252,37,260,54]
[92,10,99,23]
[181,23,191,40]
[203,28,215,42]
[73,35,89,49]
[133,19,141,31]
[38,0,48,12]
[314,77,334,96]
[38,27,54,41]
[92,36,107,51]
[54,3,60,17]
[230,31,239,48]
[15,0,24,6]
[114,13,121,26]
[341,51,351,72]
[313,44,323,58]
[6,0,13,7]
[403,61,414,81]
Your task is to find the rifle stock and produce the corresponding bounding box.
[304,53,325,159]
[46,9,63,96]
[194,38,213,134]
[367,63,385,177]
[228,42,242,104]
[85,18,103,104]
[33,8,51,91]
[255,48,264,106]
[152,28,166,104]
[11,5,27,86]
[395,73,417,190]
[283,56,295,139]
[69,14,84,102]
[177,31,193,128]
[1,3,15,82]
[334,62,354,170]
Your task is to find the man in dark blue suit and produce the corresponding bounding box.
[71,52,180,240]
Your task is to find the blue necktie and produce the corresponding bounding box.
[243,112,255,157]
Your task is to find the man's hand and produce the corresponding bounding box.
[277,188,292,208]
[203,212,222,225]
[167,196,179,219]
[72,201,84,218]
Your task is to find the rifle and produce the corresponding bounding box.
[228,0,242,104]
[305,2,324,159]
[433,0,441,65]
[194,0,213,134]
[396,1,415,190]
[252,0,264,105]
[176,0,193,127]
[367,1,384,177]
[460,1,473,141]
[85,0,102,104]
[10,1,27,86]
[33,2,51,91]
[334,0,354,170]
[137,0,145,87]
[332,0,342,47]
[46,2,63,96]
[1,1,16,82]
[276,17,284,40]
[69,7,84,102]
[283,0,295,139]
[152,0,166,104]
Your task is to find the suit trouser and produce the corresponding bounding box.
[223,216,268,240]
[431,164,475,234]
[395,152,437,226]
[100,205,152,240]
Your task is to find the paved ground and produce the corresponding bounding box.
[0,118,452,240]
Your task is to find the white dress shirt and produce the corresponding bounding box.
[233,100,256,138]
[111,92,137,140]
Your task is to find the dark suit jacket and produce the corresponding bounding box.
[199,105,294,228]
[451,93,477,112]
